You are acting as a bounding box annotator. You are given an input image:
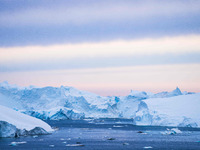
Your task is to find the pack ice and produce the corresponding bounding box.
[0,81,199,128]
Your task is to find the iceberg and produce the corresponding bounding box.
[0,121,17,138]
[128,90,148,100]
[0,82,118,119]
[0,82,199,128]
[142,93,200,127]
[22,107,85,120]
[0,105,53,138]
[161,128,182,135]
[151,87,183,98]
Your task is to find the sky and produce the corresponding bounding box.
[0,0,200,96]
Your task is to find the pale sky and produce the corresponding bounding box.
[0,0,200,96]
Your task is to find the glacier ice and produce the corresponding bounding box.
[0,121,17,138]
[0,82,199,128]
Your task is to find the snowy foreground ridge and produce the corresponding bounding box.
[0,105,53,137]
[0,81,199,128]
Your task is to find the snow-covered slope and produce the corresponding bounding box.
[0,105,53,137]
[0,81,199,128]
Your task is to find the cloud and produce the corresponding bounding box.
[0,0,200,27]
[0,35,200,72]
[1,1,200,95]
[0,0,200,46]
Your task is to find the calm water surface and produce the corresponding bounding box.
[0,118,200,150]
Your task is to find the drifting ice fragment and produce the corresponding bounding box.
[32,135,38,138]
[9,141,27,146]
[66,144,84,147]
[161,128,182,135]
[123,143,129,145]
[143,146,153,149]
[113,125,123,127]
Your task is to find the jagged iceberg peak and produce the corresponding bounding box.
[60,85,99,98]
[152,87,183,98]
[0,81,38,90]
[0,81,18,89]
[60,85,84,96]
[173,87,182,94]
[167,87,182,97]
[128,90,148,100]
